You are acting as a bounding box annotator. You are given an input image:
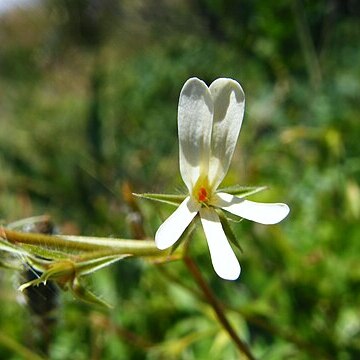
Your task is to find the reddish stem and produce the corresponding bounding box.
[184,256,257,360]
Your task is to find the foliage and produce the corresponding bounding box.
[0,0,359,359]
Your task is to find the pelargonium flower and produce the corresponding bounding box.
[155,77,289,280]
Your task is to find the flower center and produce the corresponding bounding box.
[193,177,213,205]
[198,186,208,203]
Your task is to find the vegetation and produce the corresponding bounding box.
[0,1,359,359]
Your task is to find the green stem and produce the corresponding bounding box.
[91,313,154,350]
[1,228,162,256]
[159,261,325,358]
[183,255,257,360]
[292,0,322,89]
[0,331,45,360]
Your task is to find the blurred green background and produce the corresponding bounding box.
[0,0,359,359]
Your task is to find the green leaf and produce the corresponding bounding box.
[217,185,268,198]
[133,192,187,206]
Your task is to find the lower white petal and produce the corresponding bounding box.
[214,192,290,225]
[155,197,200,250]
[199,207,241,280]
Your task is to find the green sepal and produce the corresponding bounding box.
[6,215,51,231]
[0,226,164,308]
[134,186,267,207]
[69,277,113,309]
[133,193,187,207]
[20,244,76,261]
[216,209,243,253]
[0,259,23,271]
[0,237,29,256]
[70,251,130,276]
[18,252,127,308]
[21,252,129,288]
[217,185,267,198]
[20,268,112,309]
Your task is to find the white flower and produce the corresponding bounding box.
[155,77,290,280]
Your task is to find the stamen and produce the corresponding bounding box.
[198,187,208,202]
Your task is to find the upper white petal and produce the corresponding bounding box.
[178,78,213,192]
[155,197,200,250]
[208,78,245,189]
[213,192,290,225]
[199,207,241,280]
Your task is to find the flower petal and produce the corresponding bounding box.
[199,207,241,280]
[213,192,290,225]
[155,197,200,250]
[208,78,245,189]
[178,78,213,192]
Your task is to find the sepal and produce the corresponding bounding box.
[217,185,267,198]
[169,216,196,255]
[216,209,243,253]
[133,193,186,207]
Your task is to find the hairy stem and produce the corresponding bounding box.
[1,228,162,256]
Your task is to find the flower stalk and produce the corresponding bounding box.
[184,255,257,360]
[1,228,162,256]
[0,226,166,307]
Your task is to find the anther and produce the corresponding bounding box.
[198,187,208,202]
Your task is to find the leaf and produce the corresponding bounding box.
[133,192,186,206]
